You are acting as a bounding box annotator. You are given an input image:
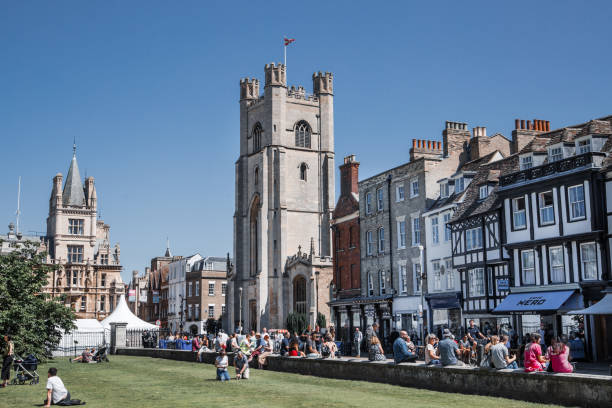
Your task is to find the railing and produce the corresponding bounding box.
[500,152,605,187]
[53,330,108,357]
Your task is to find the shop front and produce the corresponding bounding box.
[493,289,582,345]
[426,292,462,336]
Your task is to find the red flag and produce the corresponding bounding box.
[284,38,295,46]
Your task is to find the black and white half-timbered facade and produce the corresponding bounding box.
[450,156,515,330]
[496,117,612,361]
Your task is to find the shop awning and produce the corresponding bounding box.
[493,290,575,313]
[568,289,612,315]
[428,294,461,310]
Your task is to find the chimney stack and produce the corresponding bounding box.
[340,155,360,196]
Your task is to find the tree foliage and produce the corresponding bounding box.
[0,242,75,360]
[286,312,308,335]
[316,312,326,329]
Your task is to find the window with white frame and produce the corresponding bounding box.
[396,185,405,202]
[366,231,374,255]
[398,221,406,248]
[454,177,464,194]
[101,273,106,287]
[576,138,591,154]
[188,304,193,319]
[488,267,494,296]
[400,265,407,294]
[188,282,192,297]
[208,282,215,296]
[520,155,533,170]
[431,217,439,244]
[469,268,484,296]
[366,193,372,214]
[521,250,536,285]
[580,242,597,280]
[412,217,421,246]
[465,227,482,250]
[222,283,227,295]
[68,219,84,235]
[549,147,563,162]
[67,245,83,263]
[549,246,565,283]
[432,261,441,291]
[539,191,555,225]
[367,273,374,296]
[512,197,527,229]
[479,185,488,200]
[379,270,386,295]
[413,263,421,293]
[195,304,200,320]
[444,213,451,241]
[195,281,199,295]
[208,305,215,318]
[377,188,384,211]
[100,295,105,312]
[222,305,226,315]
[440,182,449,198]
[378,227,385,253]
[568,185,586,220]
[445,259,454,289]
[80,296,86,311]
[410,178,419,197]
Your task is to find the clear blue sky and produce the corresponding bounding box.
[2,1,611,282]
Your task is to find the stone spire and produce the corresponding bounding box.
[62,142,86,207]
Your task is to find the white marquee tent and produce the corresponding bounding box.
[101,294,157,330]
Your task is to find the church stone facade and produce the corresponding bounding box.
[43,148,124,319]
[228,63,335,331]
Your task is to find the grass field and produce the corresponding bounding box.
[0,356,559,408]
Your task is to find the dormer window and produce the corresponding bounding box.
[479,185,488,200]
[440,182,449,198]
[576,138,591,154]
[454,177,464,194]
[549,146,563,162]
[520,155,533,170]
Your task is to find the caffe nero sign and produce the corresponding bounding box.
[517,296,546,306]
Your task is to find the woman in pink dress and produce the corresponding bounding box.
[549,336,573,373]
[524,333,546,372]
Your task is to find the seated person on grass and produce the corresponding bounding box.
[70,349,93,363]
[44,367,84,406]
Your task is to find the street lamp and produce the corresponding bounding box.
[238,287,243,334]
[418,245,426,345]
[179,294,185,335]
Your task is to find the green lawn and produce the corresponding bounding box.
[0,356,558,408]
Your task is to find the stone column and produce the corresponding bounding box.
[110,322,128,354]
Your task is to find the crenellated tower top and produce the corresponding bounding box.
[264,62,286,87]
[312,71,333,95]
[239,78,260,100]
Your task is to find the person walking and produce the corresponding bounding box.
[1,335,14,388]
[353,328,363,357]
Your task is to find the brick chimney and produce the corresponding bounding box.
[410,139,443,161]
[340,155,359,196]
[511,118,550,154]
[442,121,471,159]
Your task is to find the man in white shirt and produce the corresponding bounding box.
[44,367,69,407]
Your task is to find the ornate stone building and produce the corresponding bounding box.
[228,63,335,331]
[43,147,124,319]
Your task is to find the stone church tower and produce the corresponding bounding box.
[229,63,335,331]
[44,146,124,319]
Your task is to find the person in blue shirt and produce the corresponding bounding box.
[393,331,417,364]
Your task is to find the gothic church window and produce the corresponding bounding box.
[293,275,307,314]
[254,167,259,185]
[300,163,308,181]
[249,196,260,276]
[253,123,262,152]
[295,121,311,148]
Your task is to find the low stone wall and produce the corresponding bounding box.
[115,348,612,407]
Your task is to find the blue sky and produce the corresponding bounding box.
[2,1,611,281]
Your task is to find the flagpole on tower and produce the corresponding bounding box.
[284,35,287,67]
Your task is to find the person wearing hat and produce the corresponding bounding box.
[438,329,464,367]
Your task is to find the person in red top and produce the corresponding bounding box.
[192,335,200,352]
[549,336,573,373]
[524,333,547,372]
[288,341,304,357]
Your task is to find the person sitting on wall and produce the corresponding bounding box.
[393,331,417,364]
[438,329,464,367]
[424,334,440,365]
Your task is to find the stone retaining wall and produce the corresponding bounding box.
[115,348,612,407]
